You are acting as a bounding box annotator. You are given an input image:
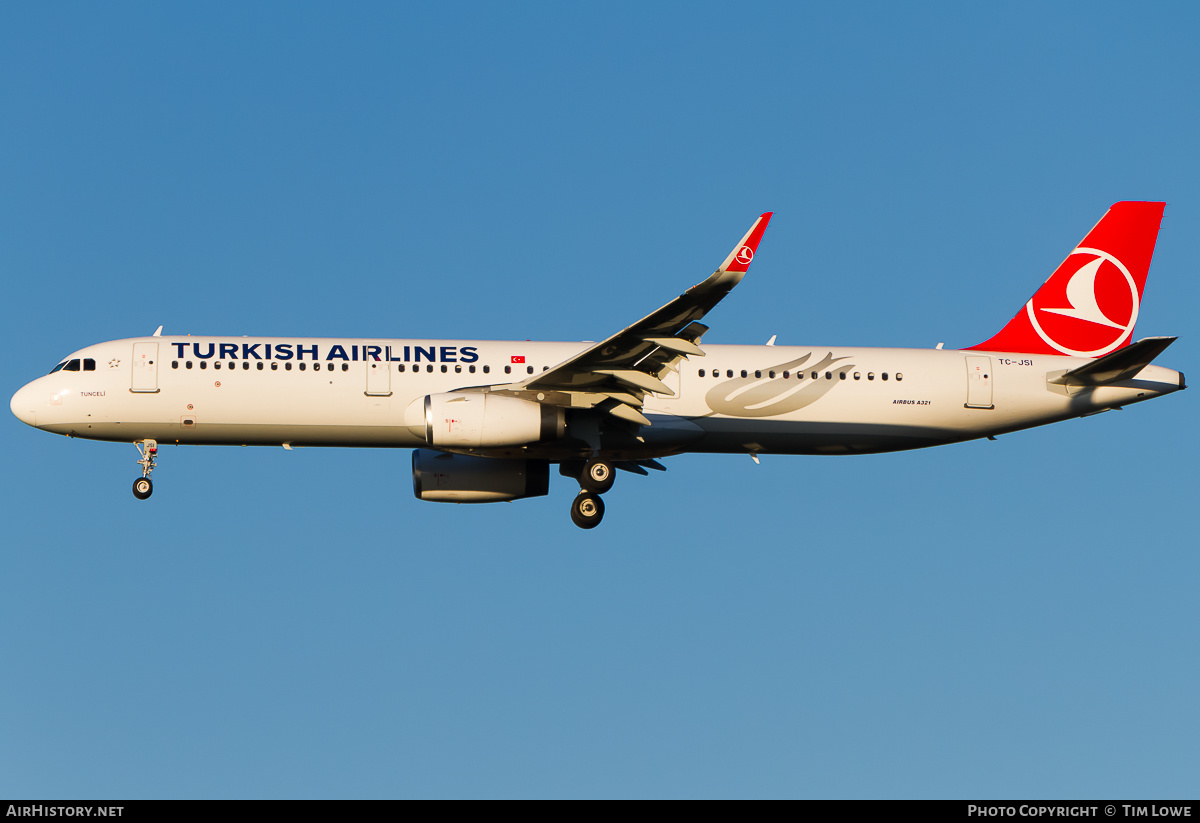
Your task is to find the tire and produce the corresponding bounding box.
[579,459,615,494]
[570,492,605,529]
[132,477,153,500]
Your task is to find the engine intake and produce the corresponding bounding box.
[412,449,550,503]
[417,392,564,448]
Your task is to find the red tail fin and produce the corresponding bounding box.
[968,201,1165,357]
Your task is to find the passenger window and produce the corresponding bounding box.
[896,373,903,381]
[427,365,433,373]
[469,365,476,373]
[699,369,706,377]
[441,365,448,373]
[214,361,221,370]
[299,363,306,371]
[200,361,207,370]
[741,370,747,378]
[882,373,888,381]
[483,366,490,374]
[172,361,179,369]
[341,363,348,372]
[727,370,734,378]
[839,372,846,380]
[853,372,860,380]
[754,370,761,378]
[783,371,789,379]
[455,365,462,373]
[271,363,278,370]
[83,359,96,371]
[313,363,320,371]
[811,371,818,379]
[186,361,193,369]
[258,362,265,370]
[769,371,775,378]
[867,372,874,380]
[505,366,512,374]
[242,362,249,370]
[285,362,292,371]
[527,366,534,374]
[825,372,832,379]
[398,364,406,372]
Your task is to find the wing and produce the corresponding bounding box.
[484,212,773,426]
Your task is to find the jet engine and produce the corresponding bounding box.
[411,449,550,503]
[415,392,564,448]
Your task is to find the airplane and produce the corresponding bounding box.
[10,202,1185,528]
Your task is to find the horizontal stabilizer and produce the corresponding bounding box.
[1050,336,1177,386]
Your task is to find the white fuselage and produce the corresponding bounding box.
[10,335,1185,459]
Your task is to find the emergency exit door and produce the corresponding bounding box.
[131,343,159,393]
[365,344,391,396]
[965,356,993,409]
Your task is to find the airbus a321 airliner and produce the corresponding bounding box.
[10,202,1185,528]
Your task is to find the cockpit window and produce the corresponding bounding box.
[49,361,67,374]
[61,359,81,372]
[83,359,96,371]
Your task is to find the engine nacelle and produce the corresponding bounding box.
[415,392,565,448]
[412,449,550,503]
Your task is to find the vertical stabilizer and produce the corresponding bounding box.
[968,201,1165,357]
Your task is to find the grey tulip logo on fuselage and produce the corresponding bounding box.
[703,352,852,418]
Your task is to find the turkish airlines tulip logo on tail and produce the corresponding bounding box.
[1026,247,1139,357]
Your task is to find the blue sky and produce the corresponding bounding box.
[2,1,1197,798]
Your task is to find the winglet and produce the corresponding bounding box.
[718,212,773,273]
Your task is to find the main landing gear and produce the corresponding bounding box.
[571,491,605,529]
[132,439,157,500]
[569,458,613,529]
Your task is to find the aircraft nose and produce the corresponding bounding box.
[10,383,38,428]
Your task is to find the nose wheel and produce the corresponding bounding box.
[132,439,158,500]
[133,476,153,500]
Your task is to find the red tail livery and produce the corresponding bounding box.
[969,201,1165,357]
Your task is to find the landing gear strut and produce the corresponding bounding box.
[133,439,157,500]
[568,458,614,528]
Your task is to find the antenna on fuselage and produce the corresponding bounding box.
[152,325,163,337]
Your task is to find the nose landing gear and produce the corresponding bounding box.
[132,439,157,500]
